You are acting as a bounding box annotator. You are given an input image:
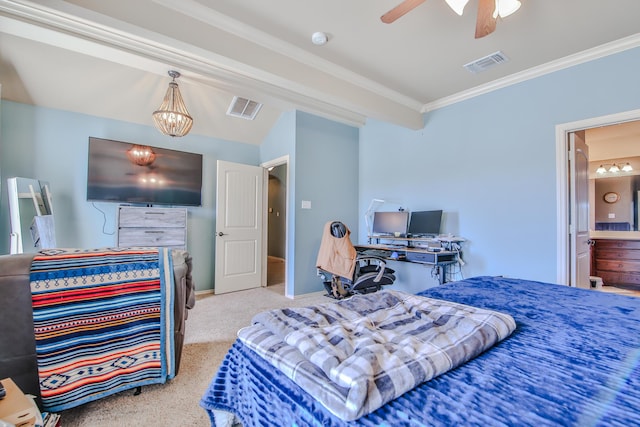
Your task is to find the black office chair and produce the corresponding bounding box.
[316,221,396,299]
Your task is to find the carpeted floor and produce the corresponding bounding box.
[59,280,328,426]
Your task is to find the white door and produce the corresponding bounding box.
[569,131,591,288]
[215,160,265,294]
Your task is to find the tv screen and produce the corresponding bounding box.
[372,211,409,236]
[408,210,443,237]
[87,137,203,206]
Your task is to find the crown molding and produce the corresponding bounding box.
[423,33,640,113]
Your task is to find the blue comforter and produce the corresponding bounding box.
[200,276,640,426]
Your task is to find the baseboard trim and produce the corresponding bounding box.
[195,287,327,300]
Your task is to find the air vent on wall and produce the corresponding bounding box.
[464,51,509,74]
[227,96,263,120]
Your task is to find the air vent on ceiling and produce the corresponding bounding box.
[227,96,263,120]
[463,51,509,74]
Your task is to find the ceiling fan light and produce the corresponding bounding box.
[495,0,521,18]
[445,0,470,15]
[609,164,620,173]
[596,165,607,174]
[622,163,633,172]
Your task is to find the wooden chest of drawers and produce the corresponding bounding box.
[592,239,640,286]
[117,206,187,249]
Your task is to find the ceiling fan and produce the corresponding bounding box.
[381,0,522,39]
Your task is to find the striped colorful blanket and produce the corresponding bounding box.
[29,247,175,411]
[238,290,516,421]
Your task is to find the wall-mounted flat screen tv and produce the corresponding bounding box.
[87,137,203,206]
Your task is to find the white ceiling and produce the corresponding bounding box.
[1,0,640,145]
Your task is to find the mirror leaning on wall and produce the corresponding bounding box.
[7,177,56,254]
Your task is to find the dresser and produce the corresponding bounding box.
[591,238,640,286]
[117,206,187,249]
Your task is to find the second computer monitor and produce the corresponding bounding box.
[408,210,443,237]
[372,211,409,236]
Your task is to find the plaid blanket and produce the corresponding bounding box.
[30,247,175,411]
[238,290,515,421]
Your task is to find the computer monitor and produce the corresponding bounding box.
[372,211,409,236]
[408,210,443,237]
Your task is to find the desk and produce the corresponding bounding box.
[354,243,461,284]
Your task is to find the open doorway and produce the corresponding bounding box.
[267,163,287,287]
[262,155,289,295]
[586,121,640,232]
[556,109,640,287]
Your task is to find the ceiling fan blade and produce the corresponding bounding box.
[475,0,497,38]
[381,0,426,24]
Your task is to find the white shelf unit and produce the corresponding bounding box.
[117,206,187,250]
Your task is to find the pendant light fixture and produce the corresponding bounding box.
[152,70,193,137]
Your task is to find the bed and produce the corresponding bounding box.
[200,276,640,426]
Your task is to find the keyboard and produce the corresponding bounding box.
[361,249,391,258]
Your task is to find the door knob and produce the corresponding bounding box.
[217,232,225,237]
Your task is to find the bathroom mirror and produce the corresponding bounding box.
[586,120,640,233]
[592,170,640,231]
[589,155,640,232]
[7,177,56,254]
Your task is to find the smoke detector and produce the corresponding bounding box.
[311,32,328,46]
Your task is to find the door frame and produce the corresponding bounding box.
[555,108,640,285]
[568,131,590,288]
[261,155,290,295]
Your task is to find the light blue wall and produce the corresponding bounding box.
[294,112,359,295]
[359,46,640,290]
[261,110,297,296]
[0,101,259,292]
[0,102,359,298]
[4,46,638,296]
[261,111,359,296]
